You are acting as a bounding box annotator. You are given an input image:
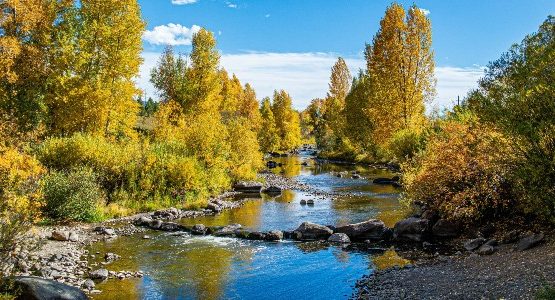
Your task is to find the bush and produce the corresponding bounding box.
[402,112,518,224]
[387,129,424,161]
[42,168,104,222]
[0,148,44,275]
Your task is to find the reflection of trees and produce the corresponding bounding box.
[182,247,234,300]
[276,189,296,203]
[371,247,411,271]
[179,198,264,229]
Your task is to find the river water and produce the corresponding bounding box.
[88,152,409,300]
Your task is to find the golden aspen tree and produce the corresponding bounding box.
[259,97,280,153]
[271,90,302,151]
[322,57,352,149]
[365,3,435,144]
[238,83,262,131]
[75,0,144,138]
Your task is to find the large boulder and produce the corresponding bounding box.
[213,224,242,237]
[431,219,460,238]
[393,218,430,242]
[159,222,184,232]
[262,186,282,196]
[191,224,207,235]
[233,182,263,194]
[293,222,333,240]
[515,233,545,251]
[328,233,351,244]
[9,277,88,300]
[265,230,283,241]
[335,219,391,241]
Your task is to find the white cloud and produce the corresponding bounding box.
[172,0,197,5]
[227,3,237,8]
[143,24,201,46]
[265,14,271,18]
[138,51,483,111]
[419,8,431,16]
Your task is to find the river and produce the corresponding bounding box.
[87,152,409,300]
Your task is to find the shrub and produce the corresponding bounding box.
[387,129,425,161]
[402,112,518,224]
[42,167,105,222]
[0,148,44,275]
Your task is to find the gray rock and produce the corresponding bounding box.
[233,181,263,193]
[515,233,545,251]
[393,218,430,242]
[104,253,120,262]
[300,200,307,205]
[234,230,251,239]
[159,222,183,232]
[352,174,362,179]
[213,224,242,236]
[265,230,283,241]
[149,220,163,229]
[134,216,153,226]
[431,219,460,238]
[335,219,390,241]
[293,222,333,240]
[89,269,109,280]
[477,244,496,255]
[191,224,207,235]
[262,186,282,195]
[206,202,222,213]
[306,199,315,205]
[328,233,351,243]
[68,232,79,242]
[82,279,95,290]
[9,276,88,300]
[51,231,69,241]
[247,231,267,240]
[464,238,487,251]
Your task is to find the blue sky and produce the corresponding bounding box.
[137,0,555,109]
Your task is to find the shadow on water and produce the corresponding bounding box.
[88,153,410,300]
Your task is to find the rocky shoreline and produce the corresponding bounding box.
[3,171,313,298]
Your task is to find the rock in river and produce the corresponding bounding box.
[233,181,263,194]
[191,224,207,235]
[393,218,430,242]
[328,233,351,244]
[265,230,283,241]
[335,219,390,241]
[89,269,109,281]
[262,186,282,196]
[293,222,333,240]
[8,276,88,300]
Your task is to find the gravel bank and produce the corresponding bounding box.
[355,237,555,300]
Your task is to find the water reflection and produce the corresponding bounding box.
[89,155,408,300]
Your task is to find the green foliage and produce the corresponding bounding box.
[272,90,302,151]
[42,167,104,222]
[468,16,555,222]
[387,129,425,161]
[259,97,280,153]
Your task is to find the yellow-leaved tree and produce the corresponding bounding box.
[365,3,435,145]
[271,90,302,151]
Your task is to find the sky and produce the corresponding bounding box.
[137,0,555,110]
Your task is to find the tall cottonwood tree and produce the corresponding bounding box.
[271,90,302,151]
[321,57,352,149]
[365,3,435,143]
[259,97,280,153]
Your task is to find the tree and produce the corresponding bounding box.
[343,72,376,151]
[150,46,188,105]
[271,90,302,150]
[365,3,435,143]
[258,97,280,153]
[468,16,555,222]
[320,57,352,150]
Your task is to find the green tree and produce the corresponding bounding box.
[468,16,555,222]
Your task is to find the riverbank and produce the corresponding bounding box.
[4,171,312,296]
[355,231,555,299]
